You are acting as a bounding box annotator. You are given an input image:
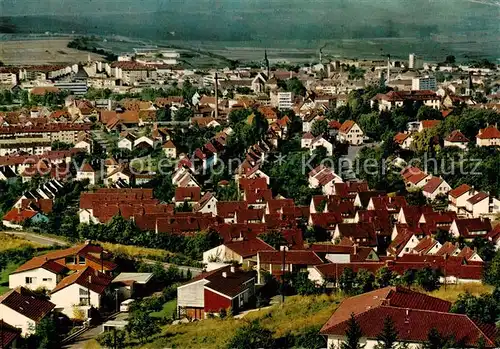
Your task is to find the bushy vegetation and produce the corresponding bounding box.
[142,293,340,349]
[67,36,117,61]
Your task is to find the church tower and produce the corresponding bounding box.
[264,50,270,78]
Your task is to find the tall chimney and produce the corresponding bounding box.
[214,73,219,119]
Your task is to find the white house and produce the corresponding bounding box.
[0,287,55,337]
[422,176,451,201]
[444,130,469,150]
[76,163,99,185]
[74,137,93,153]
[133,135,157,149]
[338,120,364,145]
[448,184,472,213]
[9,261,66,291]
[50,267,112,319]
[193,192,218,216]
[465,191,489,218]
[117,134,136,151]
[162,140,177,158]
[476,125,500,147]
[393,132,413,150]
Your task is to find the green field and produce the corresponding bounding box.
[0,262,22,295]
[151,299,177,320]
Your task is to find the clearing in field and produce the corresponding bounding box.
[0,39,104,65]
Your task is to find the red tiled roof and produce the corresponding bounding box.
[216,201,248,219]
[467,192,489,205]
[412,236,439,254]
[329,120,342,129]
[175,187,201,202]
[422,176,444,194]
[322,305,495,347]
[225,238,275,258]
[2,208,38,223]
[420,119,440,129]
[0,320,21,347]
[453,218,492,238]
[258,250,323,265]
[339,120,356,133]
[51,267,113,295]
[0,287,55,322]
[30,86,60,95]
[393,132,411,144]
[449,184,472,198]
[477,125,500,139]
[445,130,470,143]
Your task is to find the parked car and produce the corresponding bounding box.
[120,299,135,312]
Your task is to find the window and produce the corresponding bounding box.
[65,256,76,265]
[42,278,52,282]
[79,288,90,306]
[25,277,36,284]
[79,255,86,265]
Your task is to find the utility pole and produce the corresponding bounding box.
[214,73,219,119]
[280,245,287,306]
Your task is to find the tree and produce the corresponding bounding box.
[174,107,193,121]
[341,313,365,349]
[285,77,306,96]
[339,268,357,294]
[126,311,159,344]
[444,55,456,64]
[483,251,500,287]
[358,112,382,141]
[311,119,328,137]
[417,106,442,121]
[30,317,61,349]
[375,316,398,349]
[355,269,375,294]
[410,127,439,154]
[375,267,398,288]
[226,320,274,349]
[450,292,499,324]
[431,193,448,212]
[415,267,440,291]
[259,231,288,250]
[97,329,126,349]
[423,328,450,349]
[405,189,427,207]
[293,272,319,295]
[293,325,326,349]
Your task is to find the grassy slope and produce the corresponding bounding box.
[0,233,42,251]
[0,262,23,294]
[99,241,175,260]
[151,299,177,320]
[143,293,343,349]
[138,284,493,348]
[425,283,493,302]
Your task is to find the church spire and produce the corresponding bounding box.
[264,50,270,77]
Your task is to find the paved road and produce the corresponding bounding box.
[1,231,67,246]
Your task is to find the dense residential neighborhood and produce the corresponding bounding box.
[0,45,499,349]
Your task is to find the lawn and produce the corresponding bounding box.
[151,299,177,320]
